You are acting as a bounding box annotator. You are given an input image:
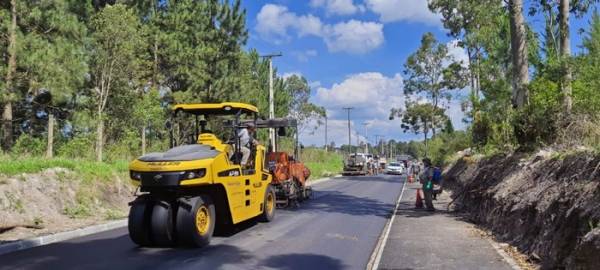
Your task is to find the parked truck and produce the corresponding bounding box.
[342,153,368,176]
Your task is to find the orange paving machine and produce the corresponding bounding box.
[247,118,312,207]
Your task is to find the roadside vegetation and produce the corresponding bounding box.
[0,1,325,164]
[387,1,600,166]
[301,148,343,179]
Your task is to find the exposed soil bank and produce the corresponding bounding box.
[0,168,133,242]
[444,151,600,270]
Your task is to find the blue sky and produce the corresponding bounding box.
[240,0,596,147]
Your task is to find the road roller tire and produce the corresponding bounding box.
[128,199,153,247]
[175,195,215,247]
[150,201,175,246]
[259,185,276,222]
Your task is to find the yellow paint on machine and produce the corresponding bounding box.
[129,128,271,225]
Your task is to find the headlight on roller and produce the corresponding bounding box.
[130,171,142,181]
[180,169,206,180]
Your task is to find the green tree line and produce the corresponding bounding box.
[392,0,600,163]
[0,0,324,162]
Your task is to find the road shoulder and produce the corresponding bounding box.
[375,181,518,270]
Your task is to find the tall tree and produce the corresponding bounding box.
[1,0,17,151]
[89,4,143,161]
[284,74,325,134]
[18,0,88,158]
[402,32,467,137]
[509,0,529,108]
[429,0,504,113]
[390,101,447,152]
[559,0,573,113]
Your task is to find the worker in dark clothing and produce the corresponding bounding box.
[419,158,435,211]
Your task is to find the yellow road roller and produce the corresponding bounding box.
[128,102,275,247]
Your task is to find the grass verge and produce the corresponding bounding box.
[0,155,128,182]
[302,148,343,179]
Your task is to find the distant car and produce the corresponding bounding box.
[386,162,404,175]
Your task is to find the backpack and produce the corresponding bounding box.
[432,167,442,184]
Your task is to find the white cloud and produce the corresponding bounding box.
[300,72,467,146]
[446,39,469,67]
[322,20,384,54]
[315,72,404,112]
[310,0,362,16]
[306,49,318,57]
[255,4,384,54]
[365,0,441,26]
[305,72,406,145]
[255,4,299,42]
[281,71,302,80]
[309,80,322,89]
[292,49,318,62]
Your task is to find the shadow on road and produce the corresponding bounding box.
[342,175,406,184]
[260,253,346,270]
[0,233,346,270]
[303,190,395,218]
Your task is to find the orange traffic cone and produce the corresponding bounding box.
[415,188,424,208]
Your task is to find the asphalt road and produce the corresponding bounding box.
[0,174,405,270]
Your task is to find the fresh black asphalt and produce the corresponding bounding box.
[0,174,406,270]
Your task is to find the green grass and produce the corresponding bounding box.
[0,155,128,182]
[302,148,343,179]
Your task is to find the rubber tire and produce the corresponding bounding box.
[150,201,175,247]
[176,195,215,247]
[128,200,153,247]
[259,185,276,222]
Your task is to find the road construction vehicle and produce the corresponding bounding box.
[342,153,369,176]
[127,103,276,248]
[246,118,312,207]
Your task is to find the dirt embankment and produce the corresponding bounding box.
[444,151,600,270]
[0,168,134,242]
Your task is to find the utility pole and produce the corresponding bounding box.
[375,135,385,156]
[260,52,282,152]
[379,136,385,156]
[362,122,369,154]
[342,107,354,153]
[324,114,328,152]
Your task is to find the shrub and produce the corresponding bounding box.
[57,135,95,160]
[12,134,46,157]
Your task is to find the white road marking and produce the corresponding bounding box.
[366,175,407,270]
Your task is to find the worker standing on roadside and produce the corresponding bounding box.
[419,158,435,211]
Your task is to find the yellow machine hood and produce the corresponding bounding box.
[139,144,220,162]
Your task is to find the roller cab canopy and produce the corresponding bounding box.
[172,102,258,116]
[242,118,298,128]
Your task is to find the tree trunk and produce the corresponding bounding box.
[46,112,54,158]
[153,37,159,88]
[141,125,146,155]
[509,0,529,108]
[424,128,429,157]
[559,0,573,114]
[2,0,17,151]
[96,115,104,162]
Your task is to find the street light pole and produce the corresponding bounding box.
[342,107,354,153]
[362,122,369,154]
[324,114,328,152]
[260,52,282,152]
